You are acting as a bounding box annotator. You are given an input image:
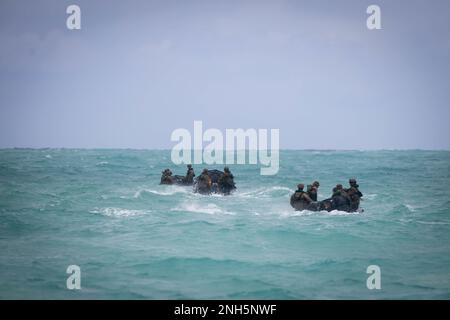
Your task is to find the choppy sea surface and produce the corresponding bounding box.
[0,149,449,299]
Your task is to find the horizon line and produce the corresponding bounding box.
[1,147,450,152]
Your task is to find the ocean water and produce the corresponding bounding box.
[0,149,449,299]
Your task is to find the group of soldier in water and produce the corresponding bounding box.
[160,164,196,185]
[290,178,363,212]
[160,164,236,195]
[160,165,363,212]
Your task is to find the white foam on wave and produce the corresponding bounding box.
[405,204,417,212]
[326,209,361,216]
[279,209,361,217]
[279,209,314,217]
[90,207,147,218]
[96,161,109,166]
[364,193,377,200]
[172,202,235,215]
[416,220,450,225]
[133,186,190,198]
[236,186,294,199]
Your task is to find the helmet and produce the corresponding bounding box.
[313,181,320,187]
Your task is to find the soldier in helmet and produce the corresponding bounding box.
[346,178,363,212]
[218,166,236,195]
[330,184,351,211]
[332,184,344,197]
[306,184,313,197]
[197,168,212,194]
[183,164,195,185]
[290,183,313,211]
[224,166,232,175]
[160,168,174,185]
[308,181,320,201]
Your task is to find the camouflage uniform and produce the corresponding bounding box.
[184,165,195,184]
[197,169,212,194]
[290,184,313,211]
[331,184,352,211]
[160,169,174,185]
[346,179,363,212]
[310,181,320,201]
[218,167,236,195]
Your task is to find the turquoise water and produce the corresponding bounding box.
[0,149,449,299]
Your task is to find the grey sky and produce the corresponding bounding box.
[0,0,449,149]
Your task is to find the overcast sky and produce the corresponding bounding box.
[0,0,449,149]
